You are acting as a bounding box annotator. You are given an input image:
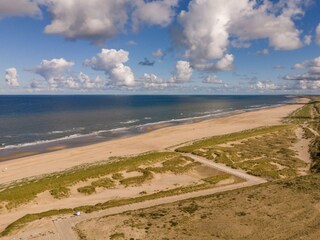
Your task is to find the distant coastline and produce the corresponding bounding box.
[0,95,298,162]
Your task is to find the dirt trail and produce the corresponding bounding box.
[293,127,312,164]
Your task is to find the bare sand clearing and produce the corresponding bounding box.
[0,100,308,185]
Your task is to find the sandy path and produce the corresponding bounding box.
[180,153,267,183]
[0,102,306,185]
[306,126,319,137]
[293,127,312,164]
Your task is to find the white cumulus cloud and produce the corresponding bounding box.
[203,75,223,84]
[1,0,177,45]
[192,54,234,72]
[5,68,19,87]
[284,56,320,89]
[28,58,75,89]
[298,80,320,89]
[132,0,178,31]
[229,0,305,51]
[43,0,128,45]
[171,60,192,82]
[84,48,135,86]
[178,0,306,65]
[292,56,320,73]
[251,81,279,90]
[142,73,169,89]
[78,72,104,89]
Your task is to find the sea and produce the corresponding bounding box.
[0,95,295,158]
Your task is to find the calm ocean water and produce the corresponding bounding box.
[0,95,294,152]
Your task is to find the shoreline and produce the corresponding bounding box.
[0,98,308,185]
[0,101,295,162]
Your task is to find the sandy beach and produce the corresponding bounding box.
[0,99,307,185]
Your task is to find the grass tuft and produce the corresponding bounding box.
[77,186,96,195]
[50,186,70,199]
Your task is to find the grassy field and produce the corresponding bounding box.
[0,152,197,208]
[177,125,306,179]
[75,173,320,240]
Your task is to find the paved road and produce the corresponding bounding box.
[53,153,267,239]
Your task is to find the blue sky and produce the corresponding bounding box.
[0,0,320,94]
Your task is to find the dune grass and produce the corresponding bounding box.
[0,174,233,237]
[0,151,203,208]
[49,186,70,199]
[91,177,115,189]
[77,177,116,196]
[0,209,74,237]
[288,103,314,123]
[145,156,200,174]
[177,125,307,180]
[120,170,153,186]
[310,137,320,172]
[0,152,179,208]
[111,173,124,180]
[77,186,96,195]
[176,125,291,153]
[202,174,231,184]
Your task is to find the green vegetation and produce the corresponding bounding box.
[120,170,153,186]
[0,152,180,208]
[145,156,200,174]
[91,177,115,189]
[176,125,291,153]
[0,209,73,237]
[203,174,230,184]
[288,102,314,123]
[310,137,320,172]
[110,232,125,239]
[111,173,124,180]
[49,186,70,199]
[77,186,96,195]
[177,125,306,179]
[77,178,115,195]
[0,174,231,237]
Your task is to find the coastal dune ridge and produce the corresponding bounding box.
[0,97,308,186]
